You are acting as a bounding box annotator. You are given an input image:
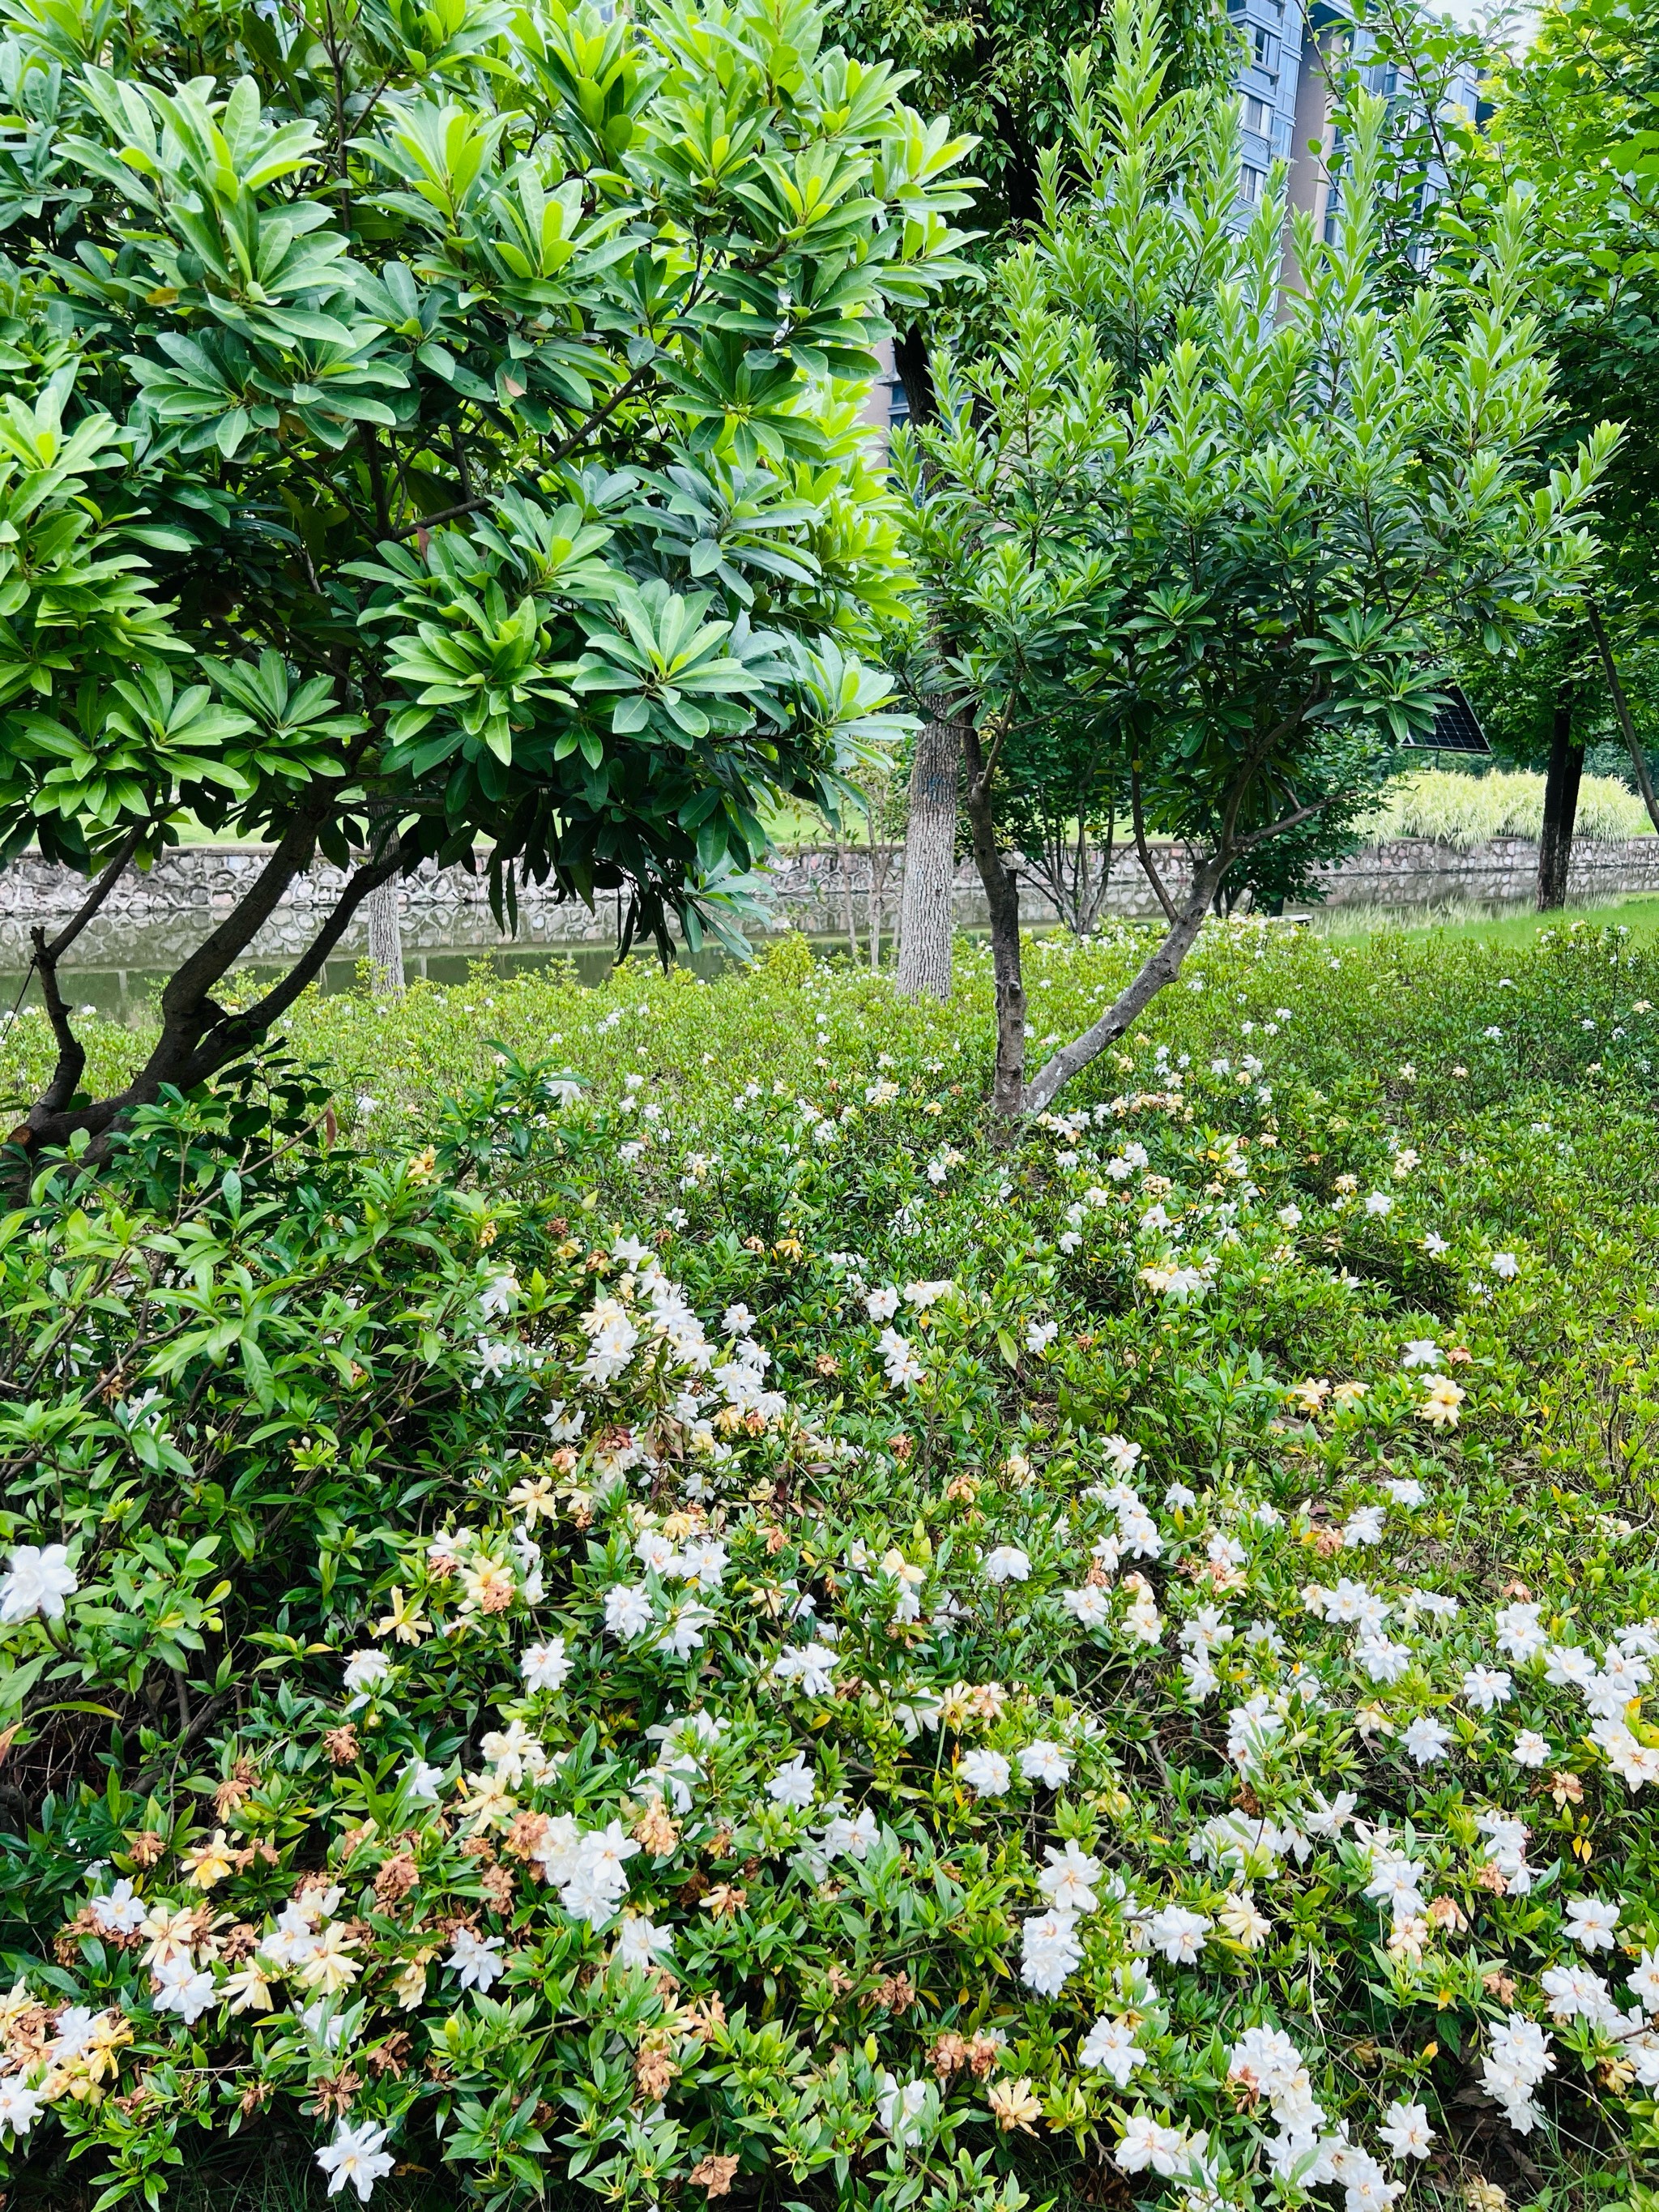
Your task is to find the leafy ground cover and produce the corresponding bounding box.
[3,920,1659,2212]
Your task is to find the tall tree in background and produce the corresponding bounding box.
[1482,0,1659,863]
[856,0,1234,999]
[894,0,1610,1114]
[1348,0,1659,898]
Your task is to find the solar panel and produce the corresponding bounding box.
[1405,679,1489,755]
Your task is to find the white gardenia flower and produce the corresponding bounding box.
[865,1285,901,1322]
[88,1878,145,1936]
[1378,2101,1434,2161]
[1564,1895,1620,1952]
[342,1649,391,1695]
[1115,2113,1189,2176]
[615,1913,675,1970]
[960,1748,1012,1796]
[1628,1949,1659,2013]
[0,2076,45,2135]
[1079,2014,1145,2085]
[1018,1739,1073,1788]
[1064,1586,1111,1627]
[1146,1903,1210,1962]
[604,1584,654,1639]
[522,1637,571,1693]
[447,1928,505,1992]
[878,1327,924,1389]
[984,1544,1030,1586]
[1512,1729,1551,1768]
[767,1756,817,1810]
[772,1642,838,1696]
[1401,1715,1452,1766]
[1401,1339,1442,1369]
[0,1542,78,1625]
[1491,1252,1519,1278]
[1020,1907,1081,1996]
[1462,1664,1512,1712]
[316,2120,396,2202]
[1039,1840,1101,1913]
[399,1757,444,1802]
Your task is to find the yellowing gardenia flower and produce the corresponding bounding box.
[181,1830,237,1890]
[1419,1374,1465,1428]
[296,1924,360,1996]
[1218,1890,1271,1947]
[222,1961,274,2015]
[988,2077,1042,2131]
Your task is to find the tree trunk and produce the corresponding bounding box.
[892,326,937,428]
[366,878,404,994]
[895,706,960,1000]
[962,724,1026,1114]
[1537,690,1582,912]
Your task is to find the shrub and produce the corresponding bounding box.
[3,925,1659,2210]
[1359,768,1654,849]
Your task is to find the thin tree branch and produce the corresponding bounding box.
[1585,599,1659,833]
[41,829,144,964]
[174,850,405,1085]
[386,366,656,542]
[1129,757,1179,924]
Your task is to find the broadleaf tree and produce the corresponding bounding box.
[0,0,974,1155]
[891,0,1613,1116]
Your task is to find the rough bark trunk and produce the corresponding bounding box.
[1537,690,1582,912]
[895,706,960,1001]
[962,724,1026,1114]
[366,878,405,994]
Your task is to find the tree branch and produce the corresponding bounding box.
[1129,757,1179,924]
[1585,599,1659,833]
[41,829,143,965]
[174,849,405,1086]
[386,366,656,542]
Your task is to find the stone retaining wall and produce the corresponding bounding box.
[6,834,1659,968]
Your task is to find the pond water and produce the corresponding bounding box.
[0,920,873,1027]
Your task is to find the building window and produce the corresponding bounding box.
[1239,92,1272,135]
[1239,164,1265,204]
[888,376,911,428]
[1251,26,1277,71]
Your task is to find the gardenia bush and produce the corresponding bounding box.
[3,924,1659,2210]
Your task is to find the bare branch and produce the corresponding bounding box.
[41,829,143,966]
[1129,757,1179,924]
[1585,599,1659,833]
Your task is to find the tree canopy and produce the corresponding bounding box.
[893,0,1613,1113]
[0,0,973,1151]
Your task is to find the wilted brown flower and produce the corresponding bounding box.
[322,1724,360,1766]
[374,1853,419,1908]
[689,2154,740,2197]
[633,1797,680,1857]
[305,2069,362,2118]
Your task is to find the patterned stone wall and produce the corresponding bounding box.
[6,833,1659,967]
